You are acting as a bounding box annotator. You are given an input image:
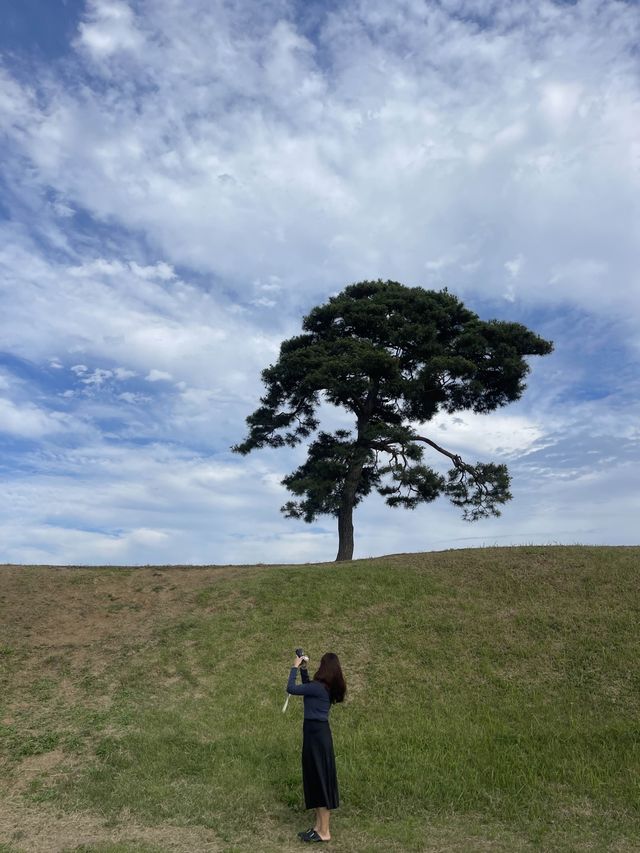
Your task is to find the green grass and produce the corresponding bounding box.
[1,546,639,851]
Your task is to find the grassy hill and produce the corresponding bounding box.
[1,546,639,852]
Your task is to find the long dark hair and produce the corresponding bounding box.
[313,652,346,704]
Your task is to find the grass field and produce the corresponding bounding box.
[1,545,639,852]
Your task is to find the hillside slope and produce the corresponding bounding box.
[1,546,639,852]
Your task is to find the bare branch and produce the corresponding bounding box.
[414,434,476,475]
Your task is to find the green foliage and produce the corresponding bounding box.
[281,431,378,520]
[234,281,553,547]
[445,461,513,521]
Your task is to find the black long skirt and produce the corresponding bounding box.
[302,719,339,810]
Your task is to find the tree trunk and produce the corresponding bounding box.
[336,502,355,561]
[335,403,376,562]
[335,456,366,561]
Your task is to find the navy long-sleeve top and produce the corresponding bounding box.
[287,666,331,721]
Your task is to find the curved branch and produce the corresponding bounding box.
[414,434,477,477]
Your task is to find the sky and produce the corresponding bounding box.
[0,0,638,565]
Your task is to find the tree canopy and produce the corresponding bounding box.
[233,281,553,560]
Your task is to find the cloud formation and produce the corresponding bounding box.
[0,0,638,563]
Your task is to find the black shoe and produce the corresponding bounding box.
[298,828,314,840]
[303,830,328,843]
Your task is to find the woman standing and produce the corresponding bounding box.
[287,652,346,843]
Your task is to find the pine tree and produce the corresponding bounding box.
[233,281,553,561]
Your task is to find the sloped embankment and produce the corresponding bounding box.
[1,546,638,852]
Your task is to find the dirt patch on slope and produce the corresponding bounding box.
[0,792,222,852]
[0,564,263,852]
[1,564,253,645]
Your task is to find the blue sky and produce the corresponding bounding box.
[0,0,638,565]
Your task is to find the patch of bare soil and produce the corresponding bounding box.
[0,564,258,737]
[0,564,260,852]
[0,564,257,664]
[0,792,222,852]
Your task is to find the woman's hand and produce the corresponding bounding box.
[293,655,305,668]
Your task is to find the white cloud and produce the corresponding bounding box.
[81,368,114,386]
[114,367,136,380]
[0,0,638,563]
[0,398,71,439]
[0,439,306,563]
[540,81,583,128]
[76,0,144,59]
[0,231,284,395]
[505,255,524,279]
[0,0,636,318]
[429,411,548,461]
[549,258,608,287]
[118,391,149,404]
[145,369,173,383]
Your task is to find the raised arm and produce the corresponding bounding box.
[287,667,322,695]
